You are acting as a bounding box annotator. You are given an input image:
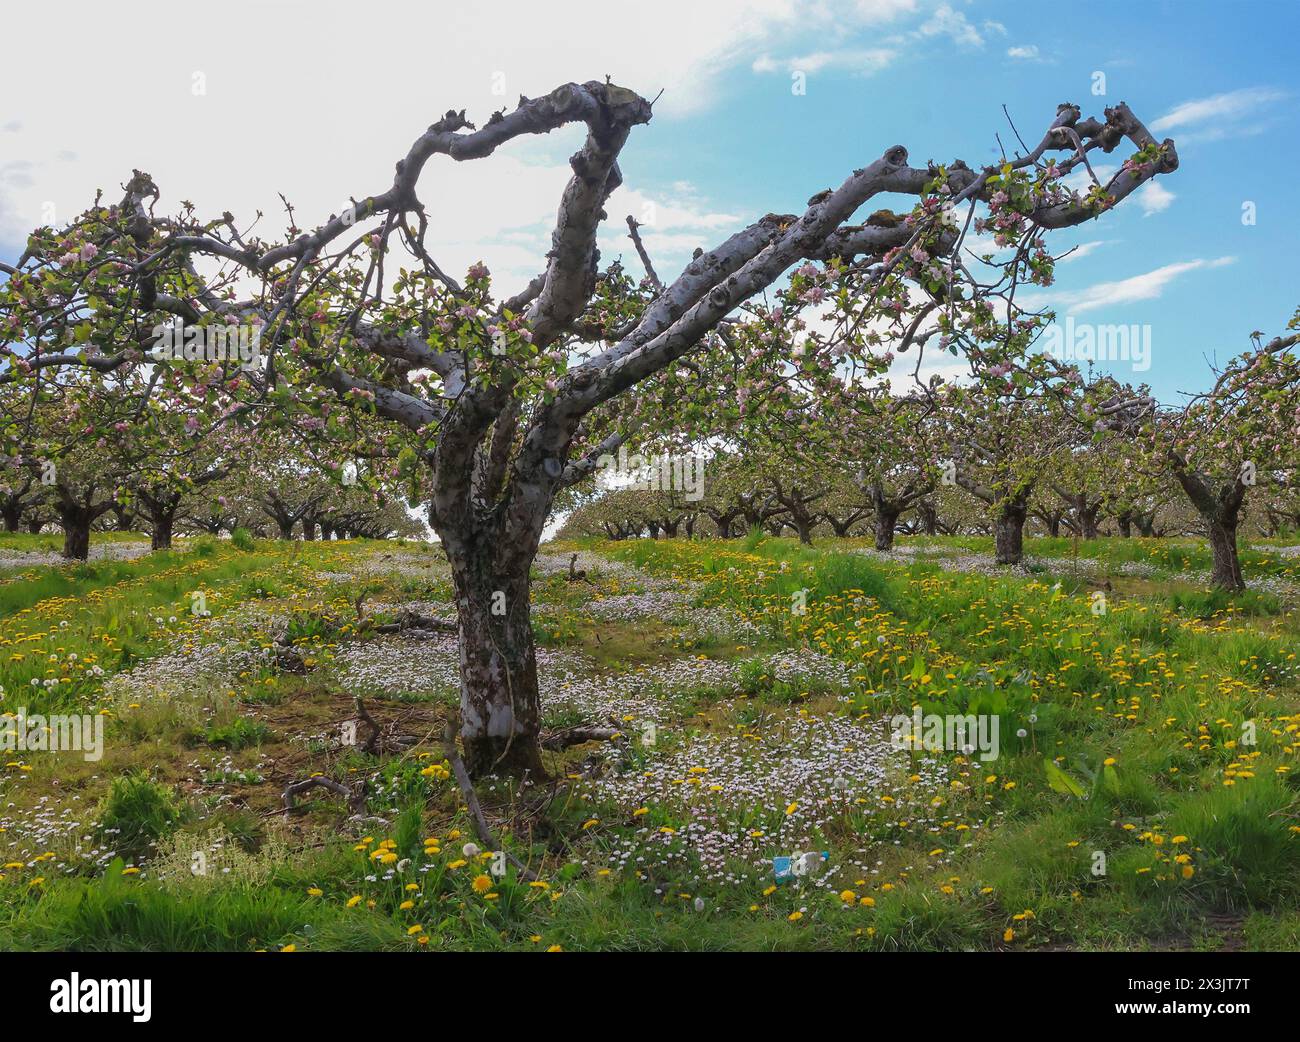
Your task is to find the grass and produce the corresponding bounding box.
[1,529,1298,950]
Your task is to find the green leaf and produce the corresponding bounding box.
[1044,758,1085,798]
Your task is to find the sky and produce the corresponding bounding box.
[2,0,1296,402]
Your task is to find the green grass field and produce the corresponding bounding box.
[1,530,1297,951]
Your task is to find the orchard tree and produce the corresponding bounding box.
[1,85,1176,776]
[1096,320,1300,588]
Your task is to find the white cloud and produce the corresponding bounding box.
[1006,44,1041,61]
[916,3,985,47]
[1056,240,1111,263]
[0,0,822,291]
[1138,180,1176,216]
[1034,257,1235,314]
[752,48,897,75]
[1150,87,1286,144]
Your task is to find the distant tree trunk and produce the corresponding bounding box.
[1079,503,1101,540]
[59,505,93,561]
[302,519,317,541]
[1,503,20,532]
[874,508,900,551]
[1116,512,1133,538]
[994,500,1028,566]
[870,484,904,551]
[683,516,695,539]
[320,522,334,540]
[661,518,680,537]
[916,499,939,536]
[710,510,740,537]
[28,517,44,534]
[278,519,295,540]
[1172,462,1246,591]
[150,506,176,551]
[1207,516,1244,590]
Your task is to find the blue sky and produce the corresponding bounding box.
[598,0,1299,400]
[3,0,1296,401]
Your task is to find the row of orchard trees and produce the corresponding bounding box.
[562,316,1300,592]
[0,372,423,556]
[1,82,1184,776]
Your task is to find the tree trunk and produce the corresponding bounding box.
[446,543,546,779]
[1207,515,1244,590]
[150,507,176,551]
[661,518,679,537]
[918,501,938,536]
[683,517,695,539]
[28,518,43,534]
[320,523,334,540]
[1,504,20,532]
[1116,513,1132,538]
[1080,505,1100,540]
[60,507,92,561]
[994,502,1027,566]
[874,508,900,551]
[277,519,295,540]
[302,519,317,541]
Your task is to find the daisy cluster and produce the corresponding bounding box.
[582,708,952,893]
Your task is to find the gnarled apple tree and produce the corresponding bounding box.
[0,83,1176,777]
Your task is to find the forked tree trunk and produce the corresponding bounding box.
[1207,516,1244,590]
[277,519,295,540]
[994,501,1027,566]
[1173,464,1246,591]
